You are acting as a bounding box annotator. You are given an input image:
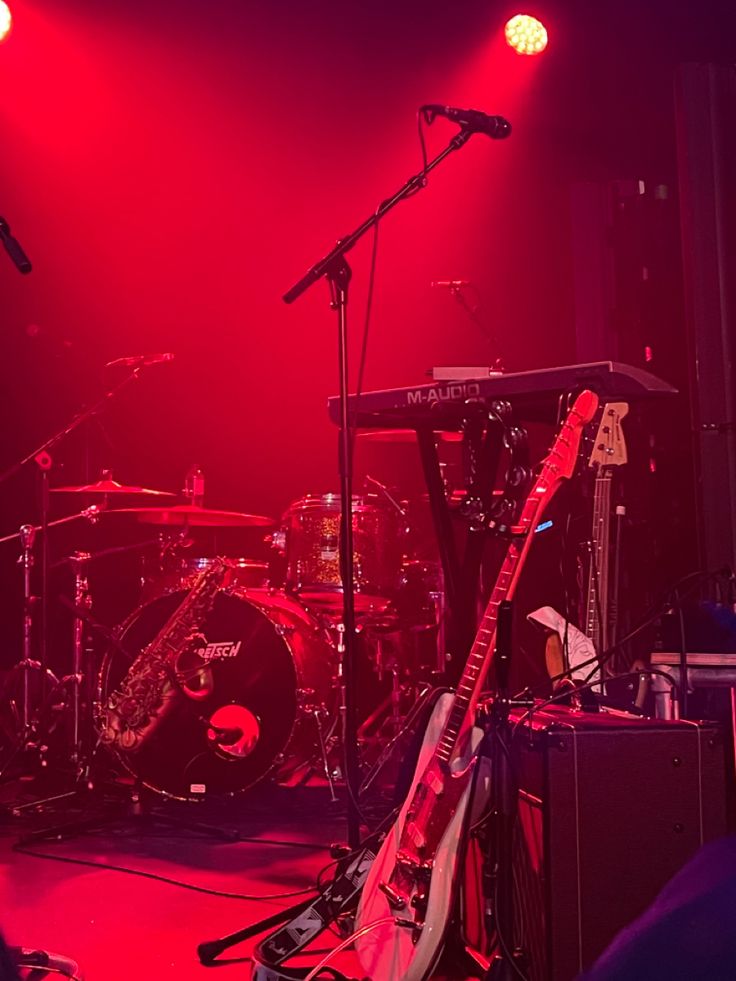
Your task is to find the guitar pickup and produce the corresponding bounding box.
[378,881,408,910]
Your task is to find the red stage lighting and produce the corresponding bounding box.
[504,14,548,56]
[0,2,11,42]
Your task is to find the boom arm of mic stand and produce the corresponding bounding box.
[0,365,145,488]
[282,128,473,305]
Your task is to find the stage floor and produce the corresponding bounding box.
[0,782,366,980]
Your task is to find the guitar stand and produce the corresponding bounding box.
[470,600,532,981]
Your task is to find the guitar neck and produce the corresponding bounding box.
[433,389,599,766]
[585,469,612,653]
[435,496,540,765]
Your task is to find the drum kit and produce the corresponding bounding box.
[0,452,449,806]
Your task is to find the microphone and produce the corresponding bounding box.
[207,725,243,746]
[420,105,511,140]
[105,352,175,369]
[0,216,32,274]
[431,280,470,289]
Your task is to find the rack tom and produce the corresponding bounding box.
[281,493,404,613]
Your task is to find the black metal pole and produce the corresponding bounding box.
[484,599,524,980]
[282,116,511,848]
[328,256,361,848]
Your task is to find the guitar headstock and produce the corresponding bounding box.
[508,390,599,536]
[588,401,629,469]
[534,390,599,499]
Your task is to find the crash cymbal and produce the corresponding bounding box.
[51,478,175,497]
[356,429,463,443]
[117,505,274,527]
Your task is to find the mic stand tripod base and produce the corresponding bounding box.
[15,780,240,847]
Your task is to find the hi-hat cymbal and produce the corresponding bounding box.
[116,505,274,528]
[356,429,463,443]
[51,478,175,497]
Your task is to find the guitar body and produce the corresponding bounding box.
[356,693,482,981]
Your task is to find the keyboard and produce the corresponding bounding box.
[327,361,677,428]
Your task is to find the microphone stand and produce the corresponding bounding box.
[283,124,477,849]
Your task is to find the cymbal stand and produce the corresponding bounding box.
[66,551,93,776]
[0,508,106,783]
[0,525,44,780]
[0,361,158,719]
[18,523,37,742]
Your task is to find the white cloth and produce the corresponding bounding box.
[527,605,601,684]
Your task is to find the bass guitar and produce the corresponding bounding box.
[355,389,599,981]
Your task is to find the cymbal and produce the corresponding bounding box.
[51,478,175,497]
[356,429,463,443]
[117,505,274,528]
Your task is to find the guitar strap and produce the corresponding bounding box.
[250,839,378,981]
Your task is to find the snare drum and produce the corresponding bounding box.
[282,493,404,612]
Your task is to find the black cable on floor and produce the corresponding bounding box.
[12,842,319,902]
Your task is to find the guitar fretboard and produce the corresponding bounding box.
[435,486,543,764]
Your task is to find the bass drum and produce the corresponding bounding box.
[98,589,336,801]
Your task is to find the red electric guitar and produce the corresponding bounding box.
[355,389,599,980]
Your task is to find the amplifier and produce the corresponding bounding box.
[508,707,727,981]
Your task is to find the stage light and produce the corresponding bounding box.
[504,14,548,56]
[0,2,11,42]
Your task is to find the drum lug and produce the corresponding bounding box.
[296,687,317,710]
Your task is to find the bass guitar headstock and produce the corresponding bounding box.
[588,401,629,470]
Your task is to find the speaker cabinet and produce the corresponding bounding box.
[509,707,727,980]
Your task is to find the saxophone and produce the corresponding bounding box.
[100,557,227,752]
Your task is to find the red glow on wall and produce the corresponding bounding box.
[0,2,12,42]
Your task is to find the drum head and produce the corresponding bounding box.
[100,590,305,800]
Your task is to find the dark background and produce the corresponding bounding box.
[0,0,733,669]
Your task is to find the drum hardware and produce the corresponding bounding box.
[363,473,406,518]
[16,774,242,846]
[18,523,37,741]
[65,551,93,772]
[278,691,340,804]
[0,359,174,778]
[0,511,105,780]
[357,682,444,805]
[4,537,165,791]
